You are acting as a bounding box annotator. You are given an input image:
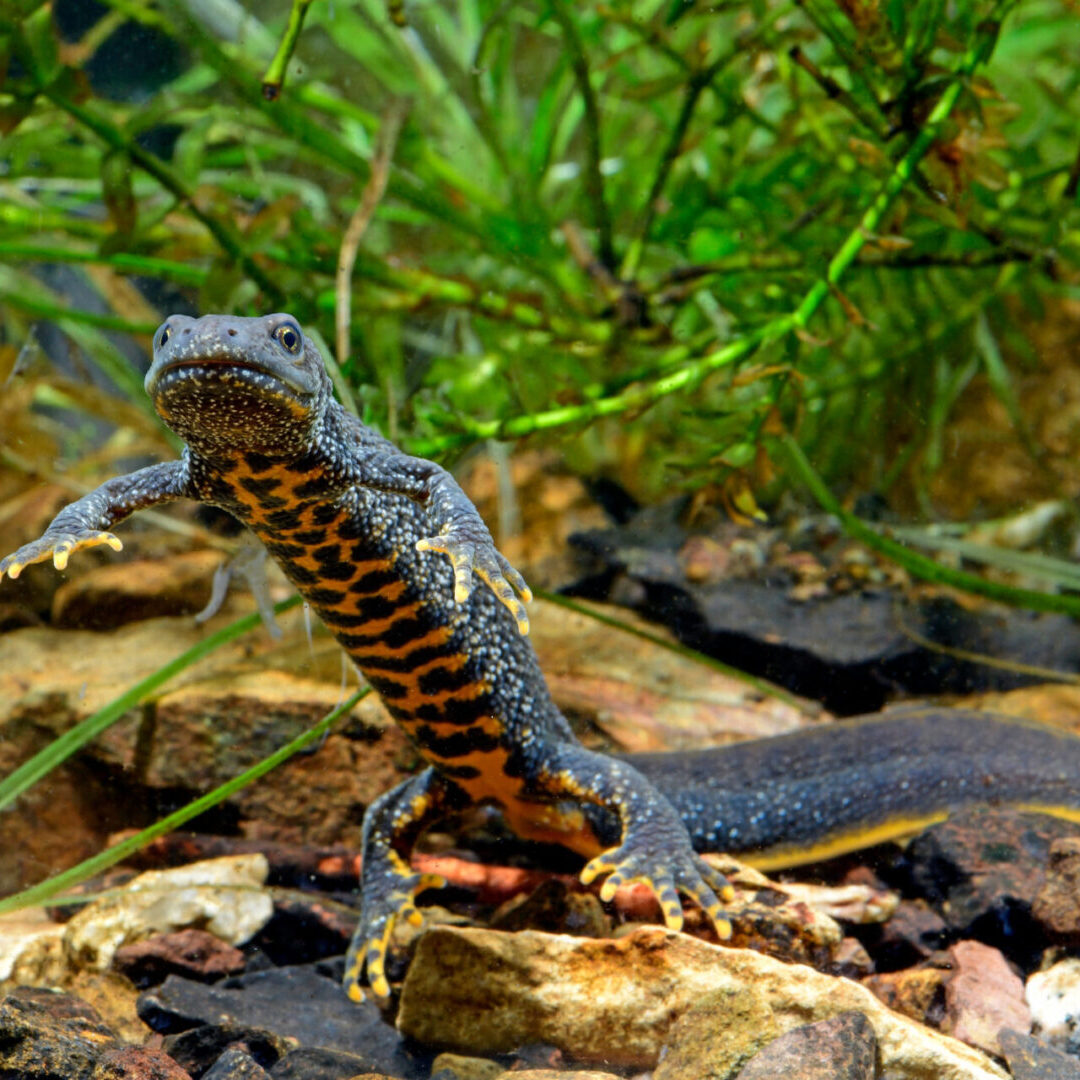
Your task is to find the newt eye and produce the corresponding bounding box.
[274,322,302,354]
[157,324,171,348]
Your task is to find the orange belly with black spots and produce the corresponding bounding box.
[211,451,526,806]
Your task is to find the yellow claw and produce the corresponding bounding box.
[346,982,366,1004]
[579,857,615,886]
[663,907,685,933]
[4,562,23,580]
[369,973,390,999]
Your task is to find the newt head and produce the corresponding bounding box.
[145,312,331,457]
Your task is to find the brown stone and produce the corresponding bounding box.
[430,1052,504,1080]
[653,984,778,1080]
[735,1010,877,1080]
[0,986,118,1078]
[112,929,246,988]
[522,598,822,752]
[863,966,947,1024]
[501,1074,622,1080]
[905,808,1080,947]
[489,879,610,938]
[941,940,1031,1057]
[89,1045,193,1079]
[51,550,221,630]
[397,926,1006,1078]
[201,1046,272,1079]
[1033,837,1080,938]
[999,1029,1080,1080]
[864,899,948,969]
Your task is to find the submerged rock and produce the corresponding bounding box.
[733,1010,877,1080]
[397,926,1007,1078]
[63,856,273,972]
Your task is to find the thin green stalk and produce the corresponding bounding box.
[781,434,1080,617]
[0,242,209,286]
[0,685,367,916]
[0,596,302,814]
[413,22,997,457]
[261,0,315,101]
[0,291,158,335]
[550,0,615,270]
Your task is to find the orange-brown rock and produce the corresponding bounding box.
[1033,837,1080,938]
[941,940,1031,1057]
[51,550,222,630]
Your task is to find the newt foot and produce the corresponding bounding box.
[416,532,531,634]
[0,530,123,580]
[581,844,734,940]
[344,866,447,1003]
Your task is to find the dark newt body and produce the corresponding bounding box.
[4,313,1080,1000]
[0,313,730,1001]
[634,707,1080,870]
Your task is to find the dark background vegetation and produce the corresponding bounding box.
[2,0,1080,566]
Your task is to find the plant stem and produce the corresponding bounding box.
[0,596,302,814]
[550,1,615,271]
[781,434,1080,616]
[0,684,366,915]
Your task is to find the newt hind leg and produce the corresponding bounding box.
[345,768,466,1003]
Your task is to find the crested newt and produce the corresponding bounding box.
[3,313,1080,1001]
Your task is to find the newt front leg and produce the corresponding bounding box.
[0,459,193,580]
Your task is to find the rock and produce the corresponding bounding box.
[527,597,818,751]
[502,1073,622,1080]
[0,608,405,882]
[734,1010,877,1080]
[831,937,874,980]
[863,966,948,1024]
[397,926,1007,1078]
[203,1047,274,1079]
[0,986,118,1079]
[266,1046,401,1078]
[652,983,778,1079]
[775,881,897,926]
[112,929,247,988]
[489,880,609,938]
[861,900,949,971]
[162,1024,293,1077]
[1033,837,1080,938]
[693,859,845,969]
[51,550,220,630]
[88,1045,193,1079]
[245,893,355,967]
[1026,957,1080,1043]
[941,940,1031,1056]
[137,966,414,1076]
[0,910,67,989]
[573,512,1080,710]
[999,1028,1080,1080]
[902,808,1080,962]
[429,1052,503,1080]
[63,856,273,972]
